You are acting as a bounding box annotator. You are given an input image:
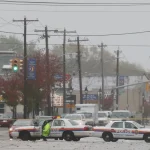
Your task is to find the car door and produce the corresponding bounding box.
[50,120,65,137]
[124,122,141,139]
[110,122,124,139]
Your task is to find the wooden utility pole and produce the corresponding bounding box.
[116,49,120,110]
[68,37,88,104]
[98,43,106,110]
[35,27,58,116]
[57,29,76,113]
[13,17,38,119]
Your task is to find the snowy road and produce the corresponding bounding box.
[0,128,150,150]
[0,137,150,150]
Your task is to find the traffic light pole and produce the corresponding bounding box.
[13,17,38,119]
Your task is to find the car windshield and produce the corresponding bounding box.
[68,120,79,126]
[98,113,107,118]
[78,112,92,119]
[0,114,10,118]
[111,112,130,118]
[13,120,33,126]
[65,115,81,120]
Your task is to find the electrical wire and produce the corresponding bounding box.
[2,1,150,6]
[1,30,150,37]
[0,2,138,7]
[2,9,150,13]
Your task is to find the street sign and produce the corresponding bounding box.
[66,104,75,108]
[54,74,71,81]
[119,76,124,86]
[27,58,36,80]
[83,94,98,101]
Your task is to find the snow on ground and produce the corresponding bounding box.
[0,138,150,150]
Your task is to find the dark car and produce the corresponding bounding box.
[0,114,14,127]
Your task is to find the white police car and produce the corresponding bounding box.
[9,118,92,141]
[49,119,92,141]
[92,120,150,143]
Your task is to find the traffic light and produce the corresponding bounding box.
[10,58,19,72]
[10,58,24,72]
[19,59,23,70]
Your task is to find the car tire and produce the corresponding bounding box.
[20,132,30,141]
[73,137,80,141]
[63,132,73,141]
[144,134,150,143]
[102,132,113,142]
[55,138,58,140]
[112,138,118,142]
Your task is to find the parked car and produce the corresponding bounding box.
[64,114,86,125]
[98,111,110,126]
[110,110,133,121]
[0,114,14,127]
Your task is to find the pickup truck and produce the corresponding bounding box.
[9,118,92,141]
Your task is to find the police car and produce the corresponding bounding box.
[48,118,92,141]
[92,120,150,143]
[9,118,92,141]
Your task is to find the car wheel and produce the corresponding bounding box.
[112,138,118,142]
[144,134,150,143]
[20,132,30,141]
[55,138,58,140]
[63,132,73,141]
[73,137,80,141]
[102,133,113,142]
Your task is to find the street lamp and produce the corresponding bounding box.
[98,88,102,110]
[85,87,88,104]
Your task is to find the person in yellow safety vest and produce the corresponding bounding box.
[42,120,51,141]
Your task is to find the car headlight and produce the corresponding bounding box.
[3,120,7,122]
[9,128,13,132]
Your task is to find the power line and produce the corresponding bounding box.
[2,30,150,37]
[1,42,150,48]
[2,9,150,13]
[0,2,137,7]
[2,1,150,5]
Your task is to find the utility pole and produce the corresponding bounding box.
[13,17,38,119]
[35,27,58,116]
[115,49,120,110]
[57,29,76,113]
[68,37,88,104]
[63,29,66,114]
[98,43,106,110]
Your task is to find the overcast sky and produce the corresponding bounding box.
[1,0,150,70]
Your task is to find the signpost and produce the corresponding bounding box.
[65,95,76,108]
[119,76,124,94]
[27,58,36,80]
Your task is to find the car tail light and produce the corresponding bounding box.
[84,127,89,131]
[52,116,57,119]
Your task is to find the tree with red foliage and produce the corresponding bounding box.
[103,96,114,110]
[0,50,62,118]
